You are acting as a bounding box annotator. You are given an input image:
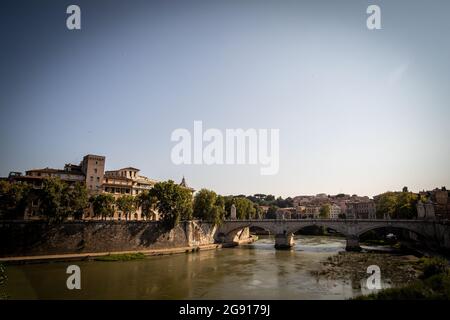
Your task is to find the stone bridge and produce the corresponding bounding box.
[216,219,450,251]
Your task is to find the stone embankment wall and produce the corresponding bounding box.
[0,220,220,257]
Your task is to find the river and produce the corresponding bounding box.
[3,235,413,299]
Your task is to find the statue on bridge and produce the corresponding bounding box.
[230,204,237,220]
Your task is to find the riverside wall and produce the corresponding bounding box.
[0,220,222,258]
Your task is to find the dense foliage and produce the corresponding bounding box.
[0,181,30,219]
[116,195,136,220]
[90,193,115,220]
[149,180,193,229]
[135,190,158,220]
[375,191,426,219]
[320,204,331,218]
[246,194,293,208]
[38,179,89,222]
[193,189,226,225]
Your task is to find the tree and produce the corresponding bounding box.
[0,181,30,219]
[254,203,263,219]
[320,204,331,218]
[136,190,158,220]
[38,177,72,222]
[90,194,115,220]
[193,189,225,225]
[116,195,136,220]
[38,178,91,222]
[375,191,423,219]
[376,192,397,218]
[266,205,278,219]
[67,182,89,220]
[233,197,257,219]
[150,180,193,229]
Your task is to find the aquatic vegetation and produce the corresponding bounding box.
[94,252,146,261]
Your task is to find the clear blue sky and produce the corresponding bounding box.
[1,0,449,198]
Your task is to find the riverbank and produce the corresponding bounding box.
[0,243,224,264]
[313,251,422,290]
[0,234,258,264]
[356,257,450,300]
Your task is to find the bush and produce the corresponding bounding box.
[418,257,449,279]
[94,252,146,261]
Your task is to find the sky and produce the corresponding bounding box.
[1,0,449,198]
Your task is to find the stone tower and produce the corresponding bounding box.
[81,154,105,194]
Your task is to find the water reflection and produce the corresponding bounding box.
[5,236,379,300]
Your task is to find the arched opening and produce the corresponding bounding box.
[217,224,277,248]
[249,226,271,235]
[357,226,432,252]
[294,225,345,237]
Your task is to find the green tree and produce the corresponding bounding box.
[38,178,91,222]
[376,192,397,218]
[254,203,263,219]
[193,189,225,225]
[116,195,136,220]
[375,191,422,219]
[266,205,278,219]
[90,194,115,220]
[136,190,158,220]
[150,180,193,229]
[319,204,331,218]
[233,197,257,219]
[67,182,89,220]
[38,177,72,222]
[0,181,30,219]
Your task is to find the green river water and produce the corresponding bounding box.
[3,236,400,299]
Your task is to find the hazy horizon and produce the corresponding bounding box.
[1,0,449,198]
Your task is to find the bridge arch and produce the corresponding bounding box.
[285,222,348,237]
[216,222,279,245]
[356,224,431,244]
[357,223,432,248]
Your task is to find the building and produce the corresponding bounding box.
[329,204,341,219]
[346,201,376,219]
[81,155,105,194]
[303,205,321,218]
[16,154,105,193]
[3,154,169,221]
[275,207,297,219]
[419,187,450,219]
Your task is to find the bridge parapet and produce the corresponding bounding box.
[217,219,450,251]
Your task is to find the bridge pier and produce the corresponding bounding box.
[274,233,294,250]
[345,235,361,252]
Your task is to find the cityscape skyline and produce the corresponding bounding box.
[2,152,447,199]
[1,0,450,198]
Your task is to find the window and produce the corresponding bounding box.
[94,168,97,174]
[90,176,93,181]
